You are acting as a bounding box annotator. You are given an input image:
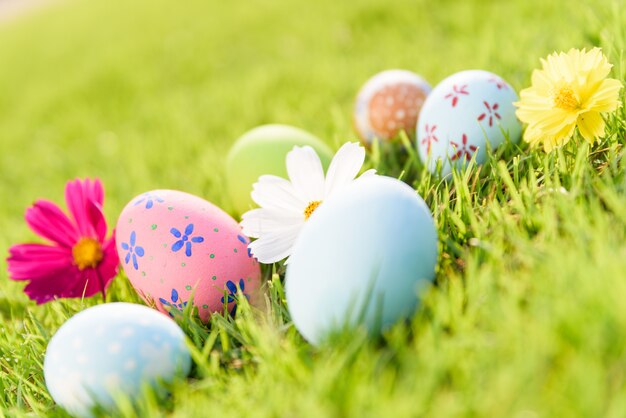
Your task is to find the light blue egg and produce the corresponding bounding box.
[44,303,191,417]
[285,176,438,345]
[416,70,522,177]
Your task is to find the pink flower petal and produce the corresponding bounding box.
[68,269,101,299]
[86,199,107,242]
[65,179,92,238]
[7,244,73,280]
[97,237,120,288]
[25,202,78,247]
[14,178,115,304]
[22,267,84,304]
[86,178,104,206]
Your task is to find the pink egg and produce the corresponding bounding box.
[116,190,261,322]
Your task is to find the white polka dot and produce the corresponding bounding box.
[395,109,406,119]
[72,337,82,349]
[153,334,162,342]
[109,342,122,354]
[387,121,397,129]
[124,359,136,371]
[385,96,394,106]
[121,327,134,338]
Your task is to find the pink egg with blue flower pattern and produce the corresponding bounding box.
[116,190,261,322]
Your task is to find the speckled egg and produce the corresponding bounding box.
[285,176,438,345]
[417,70,522,176]
[44,303,191,417]
[354,69,432,145]
[116,190,261,322]
[226,124,333,215]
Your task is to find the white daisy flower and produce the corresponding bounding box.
[240,142,376,264]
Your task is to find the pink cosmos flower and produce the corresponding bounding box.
[7,178,119,304]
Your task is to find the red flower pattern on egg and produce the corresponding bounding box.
[421,124,439,153]
[477,101,502,127]
[444,84,469,107]
[450,134,478,161]
[488,77,508,90]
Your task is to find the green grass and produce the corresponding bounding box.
[1,0,626,416]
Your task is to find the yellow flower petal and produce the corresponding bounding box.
[530,68,554,92]
[580,48,612,86]
[523,125,543,147]
[532,108,578,135]
[584,78,622,112]
[577,112,605,144]
[514,47,620,153]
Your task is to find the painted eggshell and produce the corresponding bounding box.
[44,303,191,417]
[116,190,261,322]
[285,176,438,345]
[417,70,522,176]
[354,69,432,145]
[226,124,333,215]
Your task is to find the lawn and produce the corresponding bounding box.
[0,0,625,416]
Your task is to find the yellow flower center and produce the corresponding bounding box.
[552,85,579,111]
[304,201,322,220]
[72,238,103,270]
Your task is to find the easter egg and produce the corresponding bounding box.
[354,69,432,145]
[226,124,333,215]
[44,303,191,417]
[285,176,438,345]
[417,70,522,176]
[116,190,261,322]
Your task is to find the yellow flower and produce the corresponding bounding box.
[515,48,622,152]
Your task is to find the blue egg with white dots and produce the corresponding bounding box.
[44,303,192,417]
[286,176,438,345]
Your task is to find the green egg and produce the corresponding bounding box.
[226,124,334,215]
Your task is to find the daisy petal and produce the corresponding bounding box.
[240,207,302,238]
[358,169,377,179]
[286,146,325,202]
[247,225,301,264]
[324,142,366,196]
[251,175,305,213]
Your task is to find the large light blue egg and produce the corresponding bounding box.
[44,303,191,417]
[285,176,438,345]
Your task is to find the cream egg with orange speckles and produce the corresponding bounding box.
[354,69,432,145]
